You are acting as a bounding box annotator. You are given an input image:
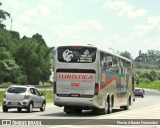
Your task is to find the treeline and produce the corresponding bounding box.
[120,50,160,70]
[134,50,160,70]
[0,2,53,85]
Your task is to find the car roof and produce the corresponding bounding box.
[8,85,36,89]
[135,88,143,90]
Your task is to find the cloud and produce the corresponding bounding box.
[134,16,160,35]
[19,4,52,22]
[10,0,64,36]
[1,0,25,10]
[103,0,147,18]
[51,19,103,39]
[41,0,63,7]
[77,19,103,30]
[103,34,130,50]
[148,16,160,27]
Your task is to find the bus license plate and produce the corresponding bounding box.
[71,94,80,97]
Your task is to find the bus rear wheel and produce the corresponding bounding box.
[107,100,112,114]
[93,100,108,115]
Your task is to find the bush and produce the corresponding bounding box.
[0,82,12,88]
[140,78,151,83]
[144,71,157,82]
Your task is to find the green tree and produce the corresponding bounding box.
[0,28,11,48]
[36,44,52,84]
[14,35,52,85]
[134,50,160,69]
[32,33,46,46]
[148,50,157,64]
[0,47,22,84]
[120,51,132,60]
[0,2,10,29]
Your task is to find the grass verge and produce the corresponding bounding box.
[136,79,160,90]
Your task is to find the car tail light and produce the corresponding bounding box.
[3,94,6,98]
[24,95,30,99]
[53,81,56,94]
[94,83,99,95]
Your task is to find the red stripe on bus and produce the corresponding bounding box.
[100,76,117,90]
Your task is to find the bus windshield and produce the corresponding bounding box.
[57,46,97,63]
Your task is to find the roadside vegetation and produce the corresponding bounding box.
[135,70,160,90]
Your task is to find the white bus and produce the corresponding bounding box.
[53,45,134,114]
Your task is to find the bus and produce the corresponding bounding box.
[53,45,134,114]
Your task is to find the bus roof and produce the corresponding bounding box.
[56,45,132,63]
[99,48,132,63]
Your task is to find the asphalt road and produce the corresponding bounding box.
[0,89,160,128]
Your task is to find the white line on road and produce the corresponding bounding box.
[99,103,160,119]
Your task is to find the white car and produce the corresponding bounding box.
[2,85,46,112]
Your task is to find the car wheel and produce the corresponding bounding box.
[3,105,8,112]
[17,108,22,112]
[40,101,46,111]
[27,102,33,113]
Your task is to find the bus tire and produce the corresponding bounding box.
[98,99,108,115]
[75,108,82,114]
[64,106,72,114]
[107,99,112,114]
[66,111,72,114]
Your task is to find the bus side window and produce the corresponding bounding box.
[100,52,110,70]
[123,61,130,74]
[112,56,119,73]
[100,52,105,68]
[105,54,112,71]
[119,59,124,74]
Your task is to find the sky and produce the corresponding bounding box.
[1,0,160,58]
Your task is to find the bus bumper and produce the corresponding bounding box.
[54,95,99,108]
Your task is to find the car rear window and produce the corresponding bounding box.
[135,89,141,91]
[7,87,27,93]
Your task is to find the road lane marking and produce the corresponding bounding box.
[99,103,160,119]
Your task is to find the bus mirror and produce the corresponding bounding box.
[136,79,139,85]
[132,76,134,85]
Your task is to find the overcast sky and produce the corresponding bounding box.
[1,0,160,58]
